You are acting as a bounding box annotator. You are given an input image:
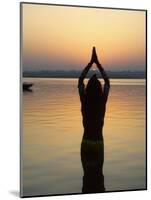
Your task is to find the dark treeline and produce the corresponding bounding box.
[23,70,146,79]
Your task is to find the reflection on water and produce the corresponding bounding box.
[22,78,146,197]
[81,139,105,193]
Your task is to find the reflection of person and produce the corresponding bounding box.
[78,47,110,193]
[81,139,105,193]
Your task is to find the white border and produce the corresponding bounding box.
[0,0,150,199]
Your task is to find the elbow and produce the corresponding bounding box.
[78,76,83,87]
[105,78,110,88]
[108,79,110,87]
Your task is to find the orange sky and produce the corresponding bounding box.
[22,3,146,71]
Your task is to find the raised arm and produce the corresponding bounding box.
[92,47,110,102]
[78,48,94,102]
[78,62,92,88]
[92,47,110,86]
[97,63,110,87]
[97,63,110,103]
[78,62,92,102]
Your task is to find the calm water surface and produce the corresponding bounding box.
[22,78,146,196]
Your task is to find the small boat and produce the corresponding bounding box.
[23,82,33,91]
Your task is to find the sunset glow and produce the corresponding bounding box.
[22,4,146,71]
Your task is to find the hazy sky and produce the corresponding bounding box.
[22,4,146,71]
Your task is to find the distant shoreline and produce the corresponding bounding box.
[23,76,145,79]
[23,70,146,79]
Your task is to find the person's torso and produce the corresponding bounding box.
[81,98,106,140]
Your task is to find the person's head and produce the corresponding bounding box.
[85,74,103,106]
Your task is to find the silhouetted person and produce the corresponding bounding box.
[78,47,110,193]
